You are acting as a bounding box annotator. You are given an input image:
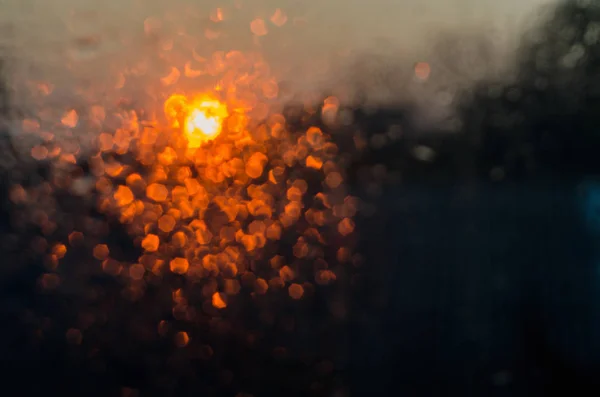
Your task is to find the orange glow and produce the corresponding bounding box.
[164,94,228,148]
[61,109,79,128]
[414,62,431,81]
[16,5,364,369]
[212,292,227,309]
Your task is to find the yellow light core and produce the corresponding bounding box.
[164,94,228,148]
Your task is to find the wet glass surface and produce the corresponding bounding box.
[1,1,599,396]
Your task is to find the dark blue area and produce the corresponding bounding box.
[348,179,600,396]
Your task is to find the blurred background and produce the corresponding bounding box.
[0,0,553,114]
[1,0,600,396]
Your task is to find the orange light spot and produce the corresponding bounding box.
[284,201,302,220]
[102,258,122,276]
[146,183,169,202]
[338,217,355,236]
[210,8,224,22]
[37,82,53,96]
[293,179,308,194]
[157,320,169,336]
[325,172,343,189]
[140,127,158,145]
[415,62,431,81]
[114,185,134,207]
[245,152,268,179]
[126,173,144,189]
[247,220,266,235]
[292,238,309,258]
[279,265,295,282]
[224,279,241,295]
[288,283,304,300]
[52,243,67,259]
[262,223,280,242]
[241,234,257,251]
[185,102,228,146]
[250,18,268,36]
[160,67,180,86]
[61,109,79,128]
[141,234,160,252]
[158,214,176,233]
[93,244,110,260]
[336,247,350,263]
[286,186,303,201]
[104,161,124,177]
[31,145,48,160]
[129,263,145,280]
[60,153,77,164]
[202,255,219,273]
[22,119,40,133]
[68,231,84,246]
[174,331,189,347]
[90,105,106,124]
[165,94,228,148]
[158,146,177,165]
[212,292,227,309]
[9,184,27,204]
[184,61,203,78]
[270,9,288,27]
[324,96,340,107]
[195,221,213,244]
[306,127,324,148]
[171,231,187,248]
[40,273,60,290]
[269,276,285,290]
[169,257,189,274]
[306,155,323,170]
[115,72,126,89]
[255,278,268,294]
[315,270,337,285]
[270,255,284,269]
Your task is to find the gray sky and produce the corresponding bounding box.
[0,0,554,65]
[0,0,555,113]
